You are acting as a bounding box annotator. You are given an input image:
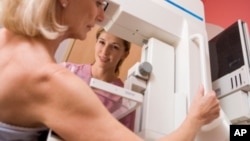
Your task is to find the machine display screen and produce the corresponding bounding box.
[209,22,244,81]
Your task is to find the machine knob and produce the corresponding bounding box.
[139,62,152,76]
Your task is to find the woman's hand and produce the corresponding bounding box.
[187,85,220,127]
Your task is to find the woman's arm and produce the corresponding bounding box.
[33,67,142,141]
[33,66,219,141]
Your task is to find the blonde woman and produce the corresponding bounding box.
[0,0,220,141]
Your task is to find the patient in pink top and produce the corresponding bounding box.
[61,27,135,131]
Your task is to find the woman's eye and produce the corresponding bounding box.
[111,45,120,50]
[96,1,108,10]
[96,1,102,7]
[98,40,105,45]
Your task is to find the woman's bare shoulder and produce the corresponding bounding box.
[28,63,80,95]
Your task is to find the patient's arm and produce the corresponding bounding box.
[33,67,142,141]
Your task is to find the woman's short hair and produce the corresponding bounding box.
[0,0,67,39]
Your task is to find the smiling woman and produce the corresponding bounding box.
[63,25,142,81]
[60,26,140,131]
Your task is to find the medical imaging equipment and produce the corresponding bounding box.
[47,0,233,140]
[97,0,230,141]
[209,19,250,124]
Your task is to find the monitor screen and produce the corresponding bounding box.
[209,22,244,81]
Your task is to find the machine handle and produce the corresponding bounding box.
[190,34,211,93]
[190,34,228,132]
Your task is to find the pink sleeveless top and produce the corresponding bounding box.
[61,63,135,131]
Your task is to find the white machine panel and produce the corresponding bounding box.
[220,90,250,124]
[136,38,175,140]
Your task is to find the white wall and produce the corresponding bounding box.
[206,23,224,40]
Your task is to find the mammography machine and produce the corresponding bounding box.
[97,0,231,141]
[47,0,236,140]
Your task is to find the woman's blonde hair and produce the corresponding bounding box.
[0,0,67,39]
[96,27,131,75]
